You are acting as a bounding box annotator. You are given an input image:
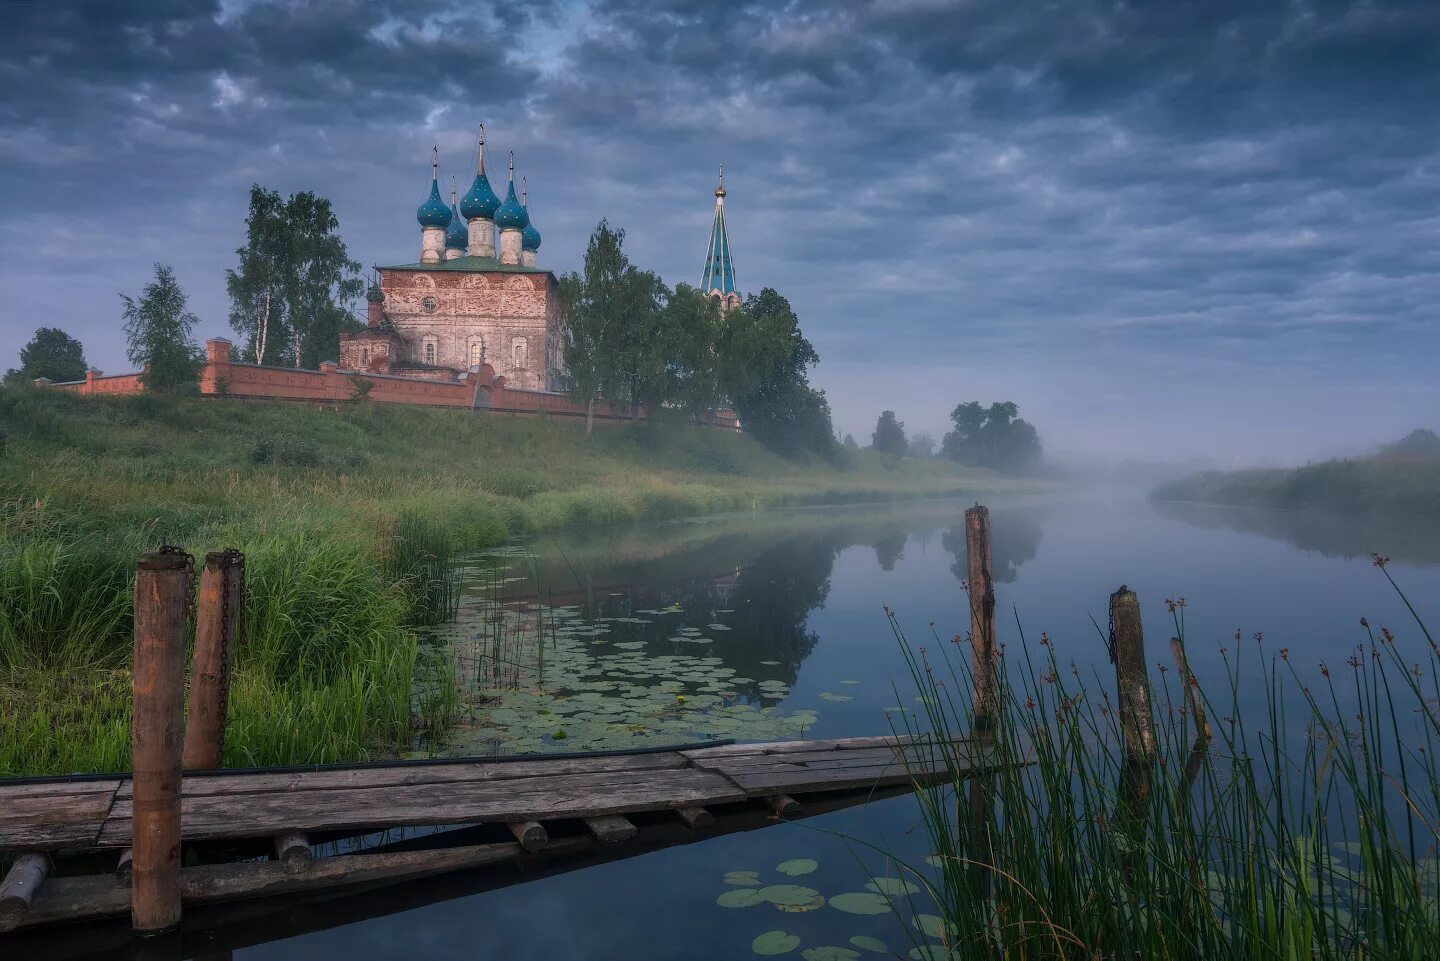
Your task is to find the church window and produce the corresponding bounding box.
[421,335,438,366]
[425,343,436,365]
[469,341,484,369]
[360,347,370,367]
[512,338,527,369]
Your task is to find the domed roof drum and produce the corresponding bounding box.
[495,179,529,231]
[445,202,468,249]
[461,172,500,220]
[416,178,452,229]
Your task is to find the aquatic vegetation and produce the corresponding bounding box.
[882,563,1440,960]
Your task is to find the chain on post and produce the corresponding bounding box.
[157,543,196,625]
[1106,584,1127,664]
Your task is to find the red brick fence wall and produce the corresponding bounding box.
[44,338,740,430]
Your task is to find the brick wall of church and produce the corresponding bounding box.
[379,268,556,389]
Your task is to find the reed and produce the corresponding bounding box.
[883,563,1440,960]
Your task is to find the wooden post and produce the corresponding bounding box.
[274,832,312,873]
[1109,588,1158,809]
[963,505,997,897]
[183,550,244,771]
[964,505,997,730]
[131,550,191,936]
[0,853,50,932]
[1171,635,1212,789]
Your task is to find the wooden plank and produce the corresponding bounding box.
[728,762,952,794]
[19,838,592,929]
[693,745,955,772]
[0,792,115,827]
[113,751,690,800]
[98,768,745,846]
[583,815,637,843]
[0,780,121,800]
[681,735,908,760]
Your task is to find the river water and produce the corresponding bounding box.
[32,492,1440,959]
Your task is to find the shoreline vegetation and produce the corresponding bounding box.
[887,564,1439,960]
[1153,429,1440,517]
[0,389,1028,777]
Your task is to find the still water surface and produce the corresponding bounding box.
[45,493,1440,959]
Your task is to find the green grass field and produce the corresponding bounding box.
[0,388,1021,775]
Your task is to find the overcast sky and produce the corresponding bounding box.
[1,0,1437,463]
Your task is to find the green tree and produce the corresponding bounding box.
[5,327,87,385]
[560,221,644,433]
[121,264,204,393]
[719,289,836,459]
[941,400,1043,473]
[663,283,726,419]
[872,410,907,456]
[909,431,936,458]
[226,185,362,368]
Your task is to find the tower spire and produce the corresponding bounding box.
[521,175,528,207]
[477,124,486,173]
[432,146,438,182]
[508,150,515,182]
[701,165,737,308]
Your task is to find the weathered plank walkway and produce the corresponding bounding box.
[0,734,984,932]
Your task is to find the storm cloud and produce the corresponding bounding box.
[2,0,1437,461]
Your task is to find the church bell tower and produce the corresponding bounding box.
[701,166,740,311]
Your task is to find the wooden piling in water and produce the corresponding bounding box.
[183,550,244,771]
[131,550,191,936]
[1109,587,1158,808]
[963,504,998,897]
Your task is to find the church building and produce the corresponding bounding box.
[341,130,743,388]
[340,127,559,389]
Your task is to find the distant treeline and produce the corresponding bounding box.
[1153,429,1440,516]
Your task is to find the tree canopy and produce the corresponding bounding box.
[5,328,87,385]
[560,222,836,458]
[121,264,204,393]
[226,185,363,368]
[872,410,907,456]
[941,401,1043,473]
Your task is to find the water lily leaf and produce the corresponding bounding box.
[818,692,854,702]
[829,892,891,915]
[839,679,861,685]
[923,855,948,869]
[866,877,920,896]
[914,914,950,939]
[724,870,763,886]
[717,888,766,908]
[759,884,824,910]
[776,859,818,876]
[752,931,802,956]
[801,949,860,961]
[849,936,887,954]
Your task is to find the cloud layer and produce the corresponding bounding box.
[2,0,1437,460]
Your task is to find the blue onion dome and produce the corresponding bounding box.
[461,126,501,219]
[446,201,467,249]
[416,178,451,229]
[495,179,529,230]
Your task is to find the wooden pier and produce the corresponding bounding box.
[0,734,986,933]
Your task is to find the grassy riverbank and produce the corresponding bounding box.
[1154,432,1440,517]
[0,389,1021,776]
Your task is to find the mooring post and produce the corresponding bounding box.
[1109,587,1158,814]
[0,853,51,932]
[132,550,191,936]
[183,550,244,770]
[963,504,997,898]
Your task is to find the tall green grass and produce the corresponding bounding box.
[884,564,1439,960]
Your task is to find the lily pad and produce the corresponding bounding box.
[839,679,861,685]
[866,876,921,896]
[759,884,825,911]
[914,914,950,939]
[849,936,888,954]
[923,855,947,869]
[724,870,763,886]
[828,892,892,915]
[801,949,860,961]
[818,692,854,702]
[717,888,766,908]
[752,931,802,956]
[776,858,818,876]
